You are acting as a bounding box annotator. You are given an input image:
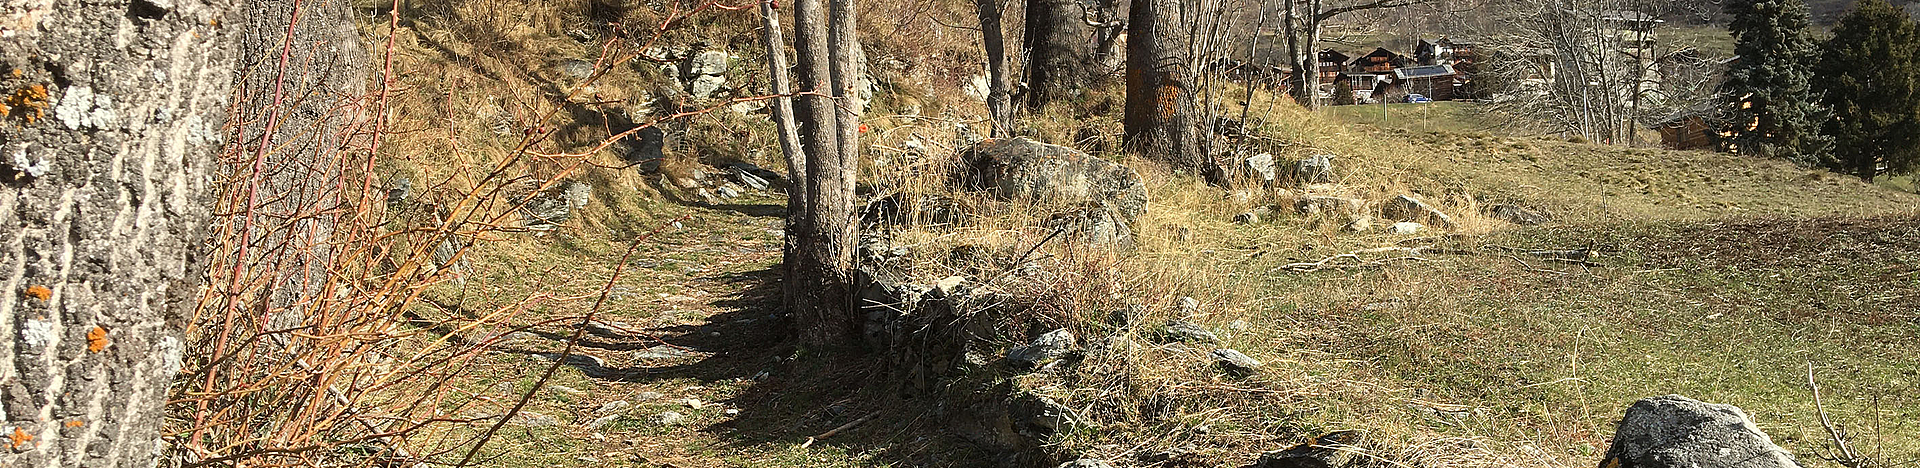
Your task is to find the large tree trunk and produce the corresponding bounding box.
[226,0,367,319]
[0,0,235,466]
[1023,0,1105,109]
[977,0,1015,135]
[786,0,861,348]
[1125,0,1213,181]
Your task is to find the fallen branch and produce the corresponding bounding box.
[800,411,881,448]
[1270,247,1433,273]
[1809,362,1867,468]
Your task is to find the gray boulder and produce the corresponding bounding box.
[1382,195,1456,229]
[1163,320,1219,343]
[1291,154,1334,184]
[1211,349,1262,376]
[556,59,595,79]
[1007,329,1076,371]
[685,50,730,76]
[1245,152,1277,184]
[1045,202,1136,248]
[1599,395,1800,468]
[1295,196,1363,215]
[688,75,727,99]
[517,180,590,229]
[954,137,1148,222]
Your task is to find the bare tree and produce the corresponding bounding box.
[786,0,863,347]
[0,1,235,466]
[1475,0,1705,143]
[976,0,1016,135]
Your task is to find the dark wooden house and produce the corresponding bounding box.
[1348,47,1408,73]
[1317,49,1351,84]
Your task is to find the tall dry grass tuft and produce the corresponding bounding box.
[165,1,761,465]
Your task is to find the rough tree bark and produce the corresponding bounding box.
[0,0,235,466]
[786,0,861,348]
[1024,0,1121,110]
[227,0,367,319]
[976,0,1015,135]
[1125,0,1214,181]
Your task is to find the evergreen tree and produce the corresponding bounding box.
[1815,0,1920,181]
[1720,0,1832,166]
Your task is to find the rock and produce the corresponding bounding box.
[1382,195,1456,229]
[726,165,772,191]
[556,59,595,79]
[1294,196,1362,215]
[1246,431,1366,468]
[714,184,741,199]
[517,181,591,229]
[625,126,666,172]
[1245,152,1277,184]
[1388,222,1423,235]
[595,401,632,415]
[585,414,621,429]
[562,180,591,209]
[1007,328,1075,371]
[652,411,686,426]
[634,345,700,360]
[1292,154,1334,184]
[1058,460,1115,468]
[688,74,727,99]
[636,391,665,401]
[685,50,730,76]
[1177,296,1201,316]
[1011,393,1080,435]
[963,74,992,101]
[1045,203,1136,248]
[1599,395,1801,468]
[1163,320,1219,343]
[1487,204,1550,225]
[955,137,1149,223]
[1211,349,1261,376]
[1344,215,1373,232]
[1235,205,1274,225]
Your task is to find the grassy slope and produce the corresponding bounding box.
[356,2,1920,466]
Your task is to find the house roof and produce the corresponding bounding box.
[1394,64,1456,80]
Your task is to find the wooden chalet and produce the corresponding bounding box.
[1374,64,1459,102]
[1316,49,1351,84]
[1348,47,1407,73]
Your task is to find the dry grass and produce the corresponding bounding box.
[249,0,1920,466]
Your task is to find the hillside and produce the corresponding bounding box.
[320,2,1920,467]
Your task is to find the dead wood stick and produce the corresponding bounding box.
[800,411,881,448]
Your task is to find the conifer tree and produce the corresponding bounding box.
[1815,0,1920,180]
[1720,0,1832,165]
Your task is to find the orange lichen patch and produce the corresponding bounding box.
[2,84,50,123]
[87,326,109,353]
[7,427,30,450]
[23,285,51,301]
[62,420,83,428]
